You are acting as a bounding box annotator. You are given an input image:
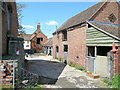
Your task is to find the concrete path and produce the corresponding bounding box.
[26,54,101,88]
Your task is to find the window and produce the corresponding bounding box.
[64,45,68,52]
[36,38,43,44]
[26,45,29,47]
[62,30,67,41]
[108,13,116,23]
[27,41,29,44]
[56,46,59,52]
[7,7,12,32]
[40,38,43,41]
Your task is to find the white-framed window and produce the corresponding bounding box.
[26,45,29,47]
[27,41,29,44]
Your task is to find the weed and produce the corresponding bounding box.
[58,58,63,62]
[108,73,120,88]
[68,62,86,72]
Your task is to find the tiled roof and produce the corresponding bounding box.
[23,34,31,40]
[44,38,53,47]
[87,20,120,40]
[55,0,106,33]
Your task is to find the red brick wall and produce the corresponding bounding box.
[91,1,119,24]
[67,26,86,68]
[113,47,120,75]
[53,33,63,58]
[31,33,48,52]
[0,61,14,88]
[53,26,87,68]
[2,2,18,56]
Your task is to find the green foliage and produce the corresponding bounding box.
[102,77,109,83]
[108,74,120,88]
[58,58,63,62]
[68,62,86,72]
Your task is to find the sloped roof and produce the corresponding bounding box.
[87,20,120,40]
[23,34,31,41]
[44,38,53,47]
[55,0,107,33]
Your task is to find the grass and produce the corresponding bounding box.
[58,58,63,62]
[68,62,86,72]
[98,74,120,88]
[108,74,120,88]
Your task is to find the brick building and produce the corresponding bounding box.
[29,23,48,53]
[0,0,25,88]
[53,0,120,77]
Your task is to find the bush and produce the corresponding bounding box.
[108,74,120,88]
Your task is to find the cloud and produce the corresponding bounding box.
[46,21,58,26]
[22,25,34,29]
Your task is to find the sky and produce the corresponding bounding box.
[17,2,105,38]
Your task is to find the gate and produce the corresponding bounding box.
[86,56,95,73]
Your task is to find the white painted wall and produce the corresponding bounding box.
[24,40,31,50]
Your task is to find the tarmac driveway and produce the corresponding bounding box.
[26,54,101,88]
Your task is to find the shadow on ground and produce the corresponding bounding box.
[26,59,66,85]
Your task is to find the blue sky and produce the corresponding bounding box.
[18,2,101,38]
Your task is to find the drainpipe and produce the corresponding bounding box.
[94,46,97,74]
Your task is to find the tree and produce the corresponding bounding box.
[16,3,26,37]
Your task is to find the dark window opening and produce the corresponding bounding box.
[97,46,111,56]
[88,46,95,57]
[88,46,112,57]
[64,45,68,52]
[40,38,43,41]
[108,13,116,23]
[56,46,59,53]
[26,45,29,47]
[36,38,43,44]
[62,30,67,41]
[37,38,40,44]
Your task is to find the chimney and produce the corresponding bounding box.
[37,23,40,30]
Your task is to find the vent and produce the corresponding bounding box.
[108,13,117,23]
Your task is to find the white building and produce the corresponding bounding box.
[23,34,31,50]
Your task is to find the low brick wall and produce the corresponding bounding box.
[0,60,17,88]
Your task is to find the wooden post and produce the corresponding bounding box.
[94,46,97,74]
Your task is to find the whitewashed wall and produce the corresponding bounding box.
[24,40,31,50]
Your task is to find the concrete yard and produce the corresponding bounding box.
[26,53,103,88]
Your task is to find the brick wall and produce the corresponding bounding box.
[31,34,48,52]
[0,60,17,88]
[91,1,119,24]
[53,25,87,68]
[53,33,63,58]
[67,26,86,68]
[113,47,120,75]
[2,2,18,56]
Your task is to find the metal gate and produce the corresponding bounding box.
[86,56,95,73]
